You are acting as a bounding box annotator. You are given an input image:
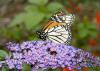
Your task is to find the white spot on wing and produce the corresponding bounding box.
[48,32,61,36]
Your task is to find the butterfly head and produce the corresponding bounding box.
[50,11,66,22]
[50,10,75,26]
[36,30,47,40]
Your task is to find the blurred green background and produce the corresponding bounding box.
[0,0,100,71]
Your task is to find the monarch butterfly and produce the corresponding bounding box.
[36,10,75,45]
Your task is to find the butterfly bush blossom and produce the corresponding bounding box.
[0,41,100,71]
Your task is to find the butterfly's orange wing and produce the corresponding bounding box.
[43,21,62,31]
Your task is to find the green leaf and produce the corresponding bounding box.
[78,23,89,38]
[9,13,25,27]
[38,69,45,71]
[52,68,59,71]
[47,2,64,12]
[28,36,39,40]
[2,66,9,71]
[45,13,52,19]
[79,28,89,38]
[83,16,90,24]
[0,50,8,59]
[9,11,45,30]
[24,11,45,29]
[43,69,48,71]
[94,67,100,71]
[24,5,38,12]
[9,27,22,40]
[46,68,59,71]
[22,64,30,71]
[28,0,48,5]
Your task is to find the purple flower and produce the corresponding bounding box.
[13,52,22,59]
[6,42,21,52]
[0,40,99,71]
[5,58,15,69]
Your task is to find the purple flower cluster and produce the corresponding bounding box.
[0,40,100,71]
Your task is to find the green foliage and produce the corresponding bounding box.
[9,12,45,30]
[22,64,31,71]
[9,0,64,30]
[24,11,45,29]
[9,28,22,40]
[95,67,100,71]
[47,2,64,12]
[77,21,98,39]
[0,27,22,41]
[10,13,25,27]
[1,66,9,71]
[46,68,59,71]
[24,5,38,12]
[28,0,48,5]
[52,69,59,71]
[0,50,8,59]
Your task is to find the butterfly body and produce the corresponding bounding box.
[36,10,75,45]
